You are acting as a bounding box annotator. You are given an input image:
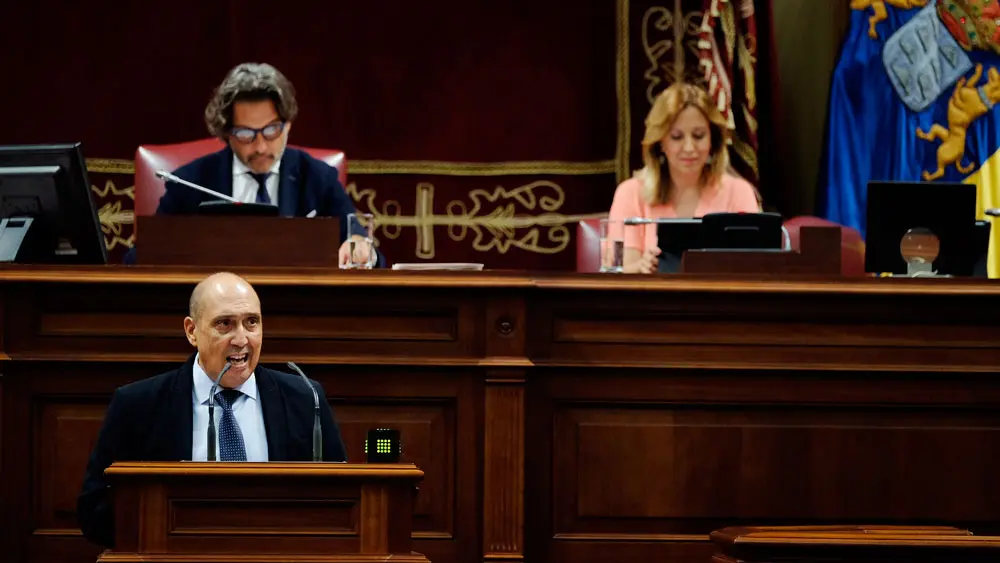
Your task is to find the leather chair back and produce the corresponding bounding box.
[782,215,866,276]
[133,138,347,216]
[576,216,606,272]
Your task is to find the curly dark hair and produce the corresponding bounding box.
[204,63,299,140]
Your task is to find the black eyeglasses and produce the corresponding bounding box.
[228,121,286,144]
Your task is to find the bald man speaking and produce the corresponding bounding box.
[77,272,348,548]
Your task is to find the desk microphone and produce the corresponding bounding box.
[206,362,233,462]
[286,361,322,462]
[623,217,655,225]
[623,217,702,225]
[155,170,240,203]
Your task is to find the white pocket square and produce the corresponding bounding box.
[306,209,317,218]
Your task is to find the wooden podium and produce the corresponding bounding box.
[100,462,429,563]
[711,525,1000,563]
[135,215,341,267]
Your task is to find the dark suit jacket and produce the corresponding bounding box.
[126,146,384,266]
[77,355,348,548]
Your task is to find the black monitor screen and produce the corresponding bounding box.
[701,212,784,250]
[655,212,784,273]
[0,143,107,264]
[656,218,703,273]
[865,181,977,276]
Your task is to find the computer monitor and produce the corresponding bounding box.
[865,181,978,276]
[973,220,991,277]
[701,212,784,250]
[0,143,107,264]
[655,212,784,273]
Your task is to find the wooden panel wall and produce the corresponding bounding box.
[2,268,1000,563]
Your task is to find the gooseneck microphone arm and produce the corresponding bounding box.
[286,361,323,462]
[206,362,233,462]
[622,217,702,225]
[623,217,657,225]
[155,170,240,203]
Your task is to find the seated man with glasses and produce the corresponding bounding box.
[150,62,380,267]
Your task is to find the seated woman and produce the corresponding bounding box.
[609,82,761,273]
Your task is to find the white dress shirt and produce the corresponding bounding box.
[232,154,280,205]
[191,353,269,461]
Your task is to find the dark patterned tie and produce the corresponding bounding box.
[216,389,247,461]
[251,172,271,204]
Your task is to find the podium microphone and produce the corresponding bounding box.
[286,361,323,462]
[206,362,233,462]
[155,170,240,203]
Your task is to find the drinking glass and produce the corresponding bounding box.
[344,212,376,269]
[599,218,624,273]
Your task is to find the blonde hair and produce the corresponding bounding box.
[639,82,731,205]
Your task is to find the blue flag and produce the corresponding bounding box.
[821,0,1000,276]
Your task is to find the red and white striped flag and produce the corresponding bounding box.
[698,0,760,184]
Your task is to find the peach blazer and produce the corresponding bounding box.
[608,172,761,254]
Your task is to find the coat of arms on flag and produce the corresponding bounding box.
[822,0,1000,277]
